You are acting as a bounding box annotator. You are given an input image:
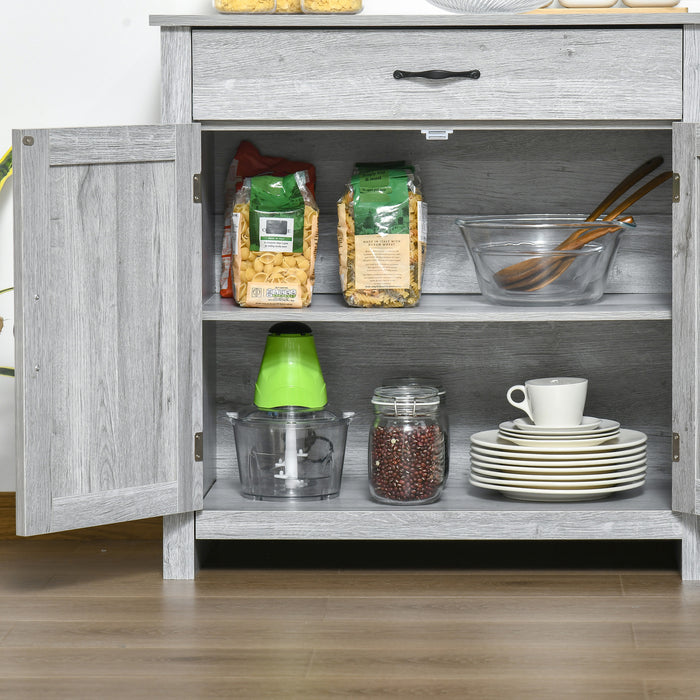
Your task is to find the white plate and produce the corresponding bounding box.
[499,426,620,441]
[470,471,646,488]
[470,462,647,479]
[469,478,646,502]
[498,420,620,440]
[497,430,620,448]
[470,429,646,454]
[511,416,605,435]
[470,447,646,466]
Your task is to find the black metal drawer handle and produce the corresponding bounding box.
[393,69,481,80]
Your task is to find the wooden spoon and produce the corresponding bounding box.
[492,156,665,289]
[496,169,672,292]
[506,216,634,292]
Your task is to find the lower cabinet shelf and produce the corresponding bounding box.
[196,475,681,541]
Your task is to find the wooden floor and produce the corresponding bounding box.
[1,536,700,699]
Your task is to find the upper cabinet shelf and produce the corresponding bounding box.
[202,292,672,323]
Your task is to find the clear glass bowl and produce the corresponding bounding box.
[425,0,550,13]
[455,215,636,306]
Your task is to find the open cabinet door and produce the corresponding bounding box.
[672,122,700,515]
[13,125,203,535]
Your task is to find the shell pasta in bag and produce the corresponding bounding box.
[337,163,427,307]
[232,171,319,307]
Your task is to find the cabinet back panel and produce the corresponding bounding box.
[206,130,673,215]
[203,131,673,296]
[211,321,671,483]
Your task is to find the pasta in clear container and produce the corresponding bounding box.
[213,0,276,12]
[301,0,362,12]
[276,0,303,11]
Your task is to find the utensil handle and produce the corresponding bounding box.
[393,69,481,80]
[603,171,674,221]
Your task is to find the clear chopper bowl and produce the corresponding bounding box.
[228,406,352,500]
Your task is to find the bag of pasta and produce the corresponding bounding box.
[337,162,427,307]
[232,170,319,307]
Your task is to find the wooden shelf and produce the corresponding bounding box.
[203,293,672,323]
[197,475,681,541]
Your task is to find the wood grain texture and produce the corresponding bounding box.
[206,129,675,216]
[211,320,672,477]
[160,27,192,124]
[207,213,672,298]
[13,126,202,535]
[1,537,700,699]
[152,11,700,27]
[671,123,698,514]
[195,477,682,541]
[192,29,682,122]
[683,25,700,122]
[0,494,162,541]
[162,512,197,580]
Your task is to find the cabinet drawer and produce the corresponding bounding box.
[192,28,682,122]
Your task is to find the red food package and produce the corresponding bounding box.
[220,141,316,298]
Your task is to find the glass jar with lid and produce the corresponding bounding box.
[369,386,446,505]
[381,376,449,478]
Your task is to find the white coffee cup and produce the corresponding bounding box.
[506,377,588,427]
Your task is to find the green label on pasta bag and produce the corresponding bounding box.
[351,164,410,237]
[250,173,305,253]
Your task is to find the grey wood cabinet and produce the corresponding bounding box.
[13,14,700,579]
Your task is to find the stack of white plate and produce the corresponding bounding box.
[469,417,647,502]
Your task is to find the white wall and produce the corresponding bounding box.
[0,0,695,491]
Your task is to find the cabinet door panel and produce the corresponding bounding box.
[13,125,203,535]
[672,123,700,515]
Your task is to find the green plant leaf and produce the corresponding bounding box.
[0,148,11,193]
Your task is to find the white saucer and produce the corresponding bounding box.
[512,416,603,434]
[468,477,645,502]
[469,459,647,477]
[470,447,646,467]
[500,418,620,440]
[470,429,646,454]
[470,472,645,489]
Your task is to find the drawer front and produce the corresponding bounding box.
[192,28,682,122]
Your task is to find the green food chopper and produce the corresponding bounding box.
[227,322,353,500]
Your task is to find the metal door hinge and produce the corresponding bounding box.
[193,174,202,203]
[194,432,203,462]
[672,173,680,203]
[672,432,680,462]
